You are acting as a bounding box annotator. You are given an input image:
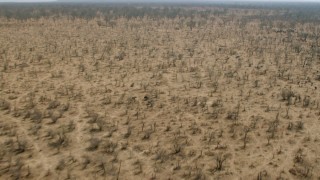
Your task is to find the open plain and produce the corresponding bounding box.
[0,3,320,179]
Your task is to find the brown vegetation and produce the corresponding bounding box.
[0,3,320,179]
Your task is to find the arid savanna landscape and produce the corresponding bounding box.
[0,1,320,179]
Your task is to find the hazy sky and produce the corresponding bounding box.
[0,0,320,2]
[0,0,55,1]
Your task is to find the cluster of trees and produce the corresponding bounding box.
[0,3,217,20]
[0,2,319,23]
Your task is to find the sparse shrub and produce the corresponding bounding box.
[0,99,10,111]
[49,110,62,124]
[172,143,182,155]
[123,127,132,138]
[257,170,268,180]
[303,96,310,107]
[226,111,238,121]
[211,99,222,107]
[13,138,26,155]
[101,95,112,105]
[86,138,100,151]
[48,133,68,150]
[267,119,279,139]
[86,111,100,124]
[281,88,294,101]
[242,127,250,149]
[141,130,153,140]
[294,148,304,164]
[47,100,60,109]
[30,109,43,123]
[55,159,65,171]
[214,153,229,171]
[296,121,304,131]
[287,122,294,130]
[153,149,167,163]
[101,140,117,154]
[80,156,90,170]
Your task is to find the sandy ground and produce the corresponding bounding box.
[0,9,320,180]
